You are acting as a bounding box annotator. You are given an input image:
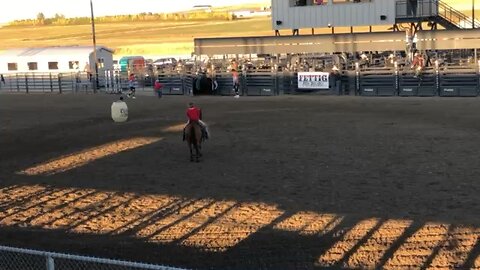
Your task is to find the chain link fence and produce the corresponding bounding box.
[0,246,187,270]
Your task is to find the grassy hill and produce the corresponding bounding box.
[0,18,273,57]
[0,2,273,57]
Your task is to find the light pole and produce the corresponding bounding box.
[90,0,98,92]
[473,0,476,29]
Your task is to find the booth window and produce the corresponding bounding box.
[290,0,371,6]
[48,62,59,70]
[28,62,38,71]
[97,58,105,68]
[7,63,18,71]
[69,61,79,69]
[333,0,372,3]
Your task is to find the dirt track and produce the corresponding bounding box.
[0,93,479,269]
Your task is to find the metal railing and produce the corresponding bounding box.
[395,0,480,29]
[0,72,96,93]
[0,245,187,270]
[1,63,479,97]
[437,1,480,29]
[396,0,438,18]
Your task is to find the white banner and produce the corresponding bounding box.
[298,72,330,89]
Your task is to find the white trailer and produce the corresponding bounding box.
[0,46,114,75]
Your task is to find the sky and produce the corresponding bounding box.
[0,0,269,23]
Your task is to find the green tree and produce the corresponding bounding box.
[36,12,45,25]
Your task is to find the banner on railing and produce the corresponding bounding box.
[298,72,329,89]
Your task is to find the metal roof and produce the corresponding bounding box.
[0,46,113,58]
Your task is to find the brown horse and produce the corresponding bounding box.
[185,121,202,162]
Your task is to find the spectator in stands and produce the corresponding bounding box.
[387,53,397,67]
[359,52,370,68]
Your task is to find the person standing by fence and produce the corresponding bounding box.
[127,73,136,99]
[232,69,240,98]
[331,65,343,95]
[0,74,5,88]
[84,62,92,81]
[412,52,425,78]
[154,79,163,98]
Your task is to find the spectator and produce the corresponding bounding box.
[0,74,5,86]
[232,69,240,98]
[411,52,425,78]
[331,66,343,95]
[127,73,136,99]
[84,62,92,81]
[154,79,163,98]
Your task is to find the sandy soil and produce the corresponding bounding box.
[0,93,479,269]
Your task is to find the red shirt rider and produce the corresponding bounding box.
[187,103,202,122]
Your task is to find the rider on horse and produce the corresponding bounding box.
[184,102,208,141]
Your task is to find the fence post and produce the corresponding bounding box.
[25,75,29,94]
[435,59,440,96]
[42,73,45,92]
[189,74,194,96]
[111,71,115,93]
[50,73,54,92]
[274,70,279,96]
[394,61,399,95]
[46,256,55,270]
[477,60,480,95]
[16,74,20,92]
[241,70,246,96]
[181,73,186,96]
[58,74,62,94]
[355,62,360,95]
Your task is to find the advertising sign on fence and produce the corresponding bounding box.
[298,72,330,89]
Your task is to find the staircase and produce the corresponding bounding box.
[395,0,480,30]
[436,1,480,29]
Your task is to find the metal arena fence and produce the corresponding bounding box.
[1,64,479,97]
[0,245,187,270]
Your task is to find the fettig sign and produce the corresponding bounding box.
[298,72,330,89]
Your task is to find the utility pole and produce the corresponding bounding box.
[90,0,98,92]
[473,0,476,29]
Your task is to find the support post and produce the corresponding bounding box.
[90,0,98,93]
[25,75,28,94]
[46,256,55,270]
[473,0,475,29]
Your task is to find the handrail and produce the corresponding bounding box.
[395,0,480,29]
[437,0,480,28]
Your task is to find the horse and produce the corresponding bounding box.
[185,121,202,162]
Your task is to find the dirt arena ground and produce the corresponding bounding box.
[0,93,479,269]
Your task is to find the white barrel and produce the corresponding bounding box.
[111,100,128,122]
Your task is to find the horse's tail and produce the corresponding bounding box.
[187,122,202,146]
[191,123,197,146]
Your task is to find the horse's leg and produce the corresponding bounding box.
[189,143,194,162]
[194,142,200,162]
[198,141,202,157]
